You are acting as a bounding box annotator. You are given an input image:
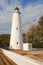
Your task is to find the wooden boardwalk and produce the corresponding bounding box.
[0,49,43,65]
[0,50,17,65]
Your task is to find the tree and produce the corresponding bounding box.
[23,33,26,43]
[0,34,10,48]
[38,16,43,26]
[26,16,43,48]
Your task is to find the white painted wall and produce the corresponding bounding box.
[10,7,23,49]
[23,43,32,50]
[2,49,41,65]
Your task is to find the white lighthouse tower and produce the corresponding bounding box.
[10,7,23,49]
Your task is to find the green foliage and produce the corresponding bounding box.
[26,16,43,48]
[0,34,10,48]
[23,33,26,43]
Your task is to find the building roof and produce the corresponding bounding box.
[15,7,19,11]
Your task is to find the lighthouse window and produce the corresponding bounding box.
[17,42,18,44]
[16,27,18,30]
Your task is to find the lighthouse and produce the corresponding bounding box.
[10,7,23,49]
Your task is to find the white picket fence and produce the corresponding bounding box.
[2,49,42,65]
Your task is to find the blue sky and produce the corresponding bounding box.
[0,0,43,34]
[22,0,40,6]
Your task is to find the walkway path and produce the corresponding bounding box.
[0,51,17,65]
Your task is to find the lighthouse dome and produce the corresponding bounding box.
[14,7,21,14]
[15,7,19,11]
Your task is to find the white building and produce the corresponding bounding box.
[23,43,32,50]
[10,7,23,49]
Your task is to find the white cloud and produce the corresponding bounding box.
[0,0,43,34]
[21,3,43,32]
